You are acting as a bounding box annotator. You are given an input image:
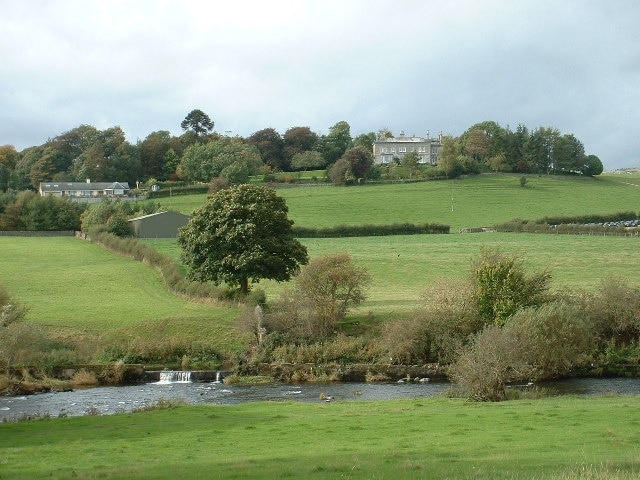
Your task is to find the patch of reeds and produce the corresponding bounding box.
[69,369,99,388]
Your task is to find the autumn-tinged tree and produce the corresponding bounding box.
[464,128,490,164]
[265,253,371,341]
[0,145,18,191]
[139,130,174,179]
[283,126,318,169]
[246,128,285,171]
[177,184,308,295]
[328,147,374,185]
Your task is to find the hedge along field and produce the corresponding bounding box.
[158,174,640,233]
[146,232,640,316]
[0,237,246,353]
[1,396,639,479]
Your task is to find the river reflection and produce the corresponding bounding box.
[1,378,639,421]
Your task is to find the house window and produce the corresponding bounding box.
[399,146,406,153]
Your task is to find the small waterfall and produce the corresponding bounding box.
[158,370,192,383]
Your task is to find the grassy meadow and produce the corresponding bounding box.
[146,233,640,316]
[1,395,639,479]
[0,237,247,356]
[158,173,640,232]
[2,173,640,479]
[1,172,639,341]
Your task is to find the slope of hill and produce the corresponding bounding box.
[158,174,640,232]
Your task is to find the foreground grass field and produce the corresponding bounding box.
[1,395,638,479]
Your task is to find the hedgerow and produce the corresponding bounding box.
[88,231,226,301]
[293,222,449,238]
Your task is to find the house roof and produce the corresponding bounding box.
[39,181,130,192]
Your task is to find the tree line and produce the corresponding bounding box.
[439,121,603,177]
[0,111,603,195]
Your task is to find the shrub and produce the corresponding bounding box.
[106,213,132,237]
[471,247,551,326]
[508,302,595,380]
[449,324,533,401]
[264,253,371,343]
[418,277,482,364]
[587,277,640,345]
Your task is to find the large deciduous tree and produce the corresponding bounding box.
[317,120,352,166]
[581,154,603,177]
[178,137,262,183]
[177,184,308,295]
[283,126,318,170]
[246,128,286,171]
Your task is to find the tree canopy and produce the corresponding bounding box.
[177,184,308,295]
[180,109,215,138]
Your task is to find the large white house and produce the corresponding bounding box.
[373,131,442,165]
[39,180,130,199]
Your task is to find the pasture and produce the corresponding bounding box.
[0,237,247,355]
[1,172,639,352]
[1,395,639,479]
[157,173,640,232]
[147,232,640,315]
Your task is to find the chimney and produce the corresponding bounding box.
[86,178,91,183]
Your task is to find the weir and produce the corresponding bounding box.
[158,370,192,383]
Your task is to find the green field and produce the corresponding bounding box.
[0,237,246,354]
[2,174,640,479]
[147,233,640,315]
[157,174,640,232]
[1,395,638,479]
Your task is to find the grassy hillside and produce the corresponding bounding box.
[157,174,640,232]
[2,173,638,355]
[0,237,247,355]
[1,395,639,479]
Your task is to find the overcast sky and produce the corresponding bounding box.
[2,0,639,169]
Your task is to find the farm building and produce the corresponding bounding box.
[128,211,191,238]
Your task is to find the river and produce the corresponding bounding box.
[2,377,640,422]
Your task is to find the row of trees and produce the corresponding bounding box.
[439,121,603,177]
[0,112,602,194]
[0,112,374,191]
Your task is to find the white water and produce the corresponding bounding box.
[157,371,192,384]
